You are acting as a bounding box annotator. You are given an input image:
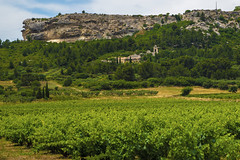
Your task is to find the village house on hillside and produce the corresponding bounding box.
[118,45,159,63]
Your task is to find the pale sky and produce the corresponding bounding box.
[0,0,239,41]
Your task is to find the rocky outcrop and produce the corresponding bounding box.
[183,10,240,34]
[22,10,240,42]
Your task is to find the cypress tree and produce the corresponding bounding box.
[36,88,42,99]
[9,61,14,69]
[42,87,45,99]
[61,68,64,75]
[46,82,49,98]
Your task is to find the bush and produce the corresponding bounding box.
[0,85,4,95]
[181,87,193,96]
[19,90,33,97]
[218,82,228,90]
[229,86,238,93]
[63,78,73,87]
[100,82,112,90]
[0,88,4,95]
[0,85,4,90]
[141,81,149,88]
[111,80,139,89]
[147,78,163,87]
[90,85,102,91]
[163,77,191,86]
[75,73,89,79]
[202,81,213,89]
[31,80,41,89]
[163,77,177,86]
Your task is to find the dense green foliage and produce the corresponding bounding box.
[1,21,240,82]
[181,86,193,96]
[1,21,240,102]
[229,85,238,93]
[1,98,240,159]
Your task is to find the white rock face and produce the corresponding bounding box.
[22,10,240,42]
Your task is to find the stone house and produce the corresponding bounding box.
[118,45,159,63]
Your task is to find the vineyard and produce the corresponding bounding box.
[188,93,240,100]
[1,98,240,159]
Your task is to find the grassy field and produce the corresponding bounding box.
[1,97,240,159]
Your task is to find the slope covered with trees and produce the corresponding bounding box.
[0,20,240,101]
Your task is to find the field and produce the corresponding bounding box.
[1,96,240,159]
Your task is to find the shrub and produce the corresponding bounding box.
[163,77,192,87]
[141,81,149,88]
[19,90,33,97]
[0,85,4,90]
[31,80,41,89]
[147,78,163,87]
[0,87,4,95]
[229,86,238,93]
[163,77,177,86]
[75,73,89,79]
[100,82,112,90]
[90,85,102,91]
[218,82,228,90]
[181,87,193,96]
[202,81,213,89]
[111,80,139,89]
[63,78,72,87]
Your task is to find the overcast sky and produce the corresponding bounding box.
[0,0,239,41]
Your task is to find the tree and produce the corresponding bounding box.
[161,19,164,24]
[9,61,14,69]
[218,82,228,90]
[36,88,42,99]
[43,63,48,71]
[27,35,32,42]
[42,87,45,99]
[66,67,73,75]
[138,62,154,79]
[229,86,238,93]
[200,12,205,21]
[181,87,193,96]
[0,85,4,95]
[46,82,50,98]
[82,10,86,13]
[234,6,240,11]
[2,39,10,48]
[115,64,135,81]
[14,68,19,78]
[31,80,41,89]
[165,13,169,22]
[61,68,64,75]
[22,59,27,67]
[63,78,72,86]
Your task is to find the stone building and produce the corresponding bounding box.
[118,45,159,63]
[118,54,141,63]
[152,45,159,56]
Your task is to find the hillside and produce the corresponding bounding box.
[1,8,240,103]
[22,10,240,42]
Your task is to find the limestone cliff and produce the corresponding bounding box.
[22,10,240,42]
